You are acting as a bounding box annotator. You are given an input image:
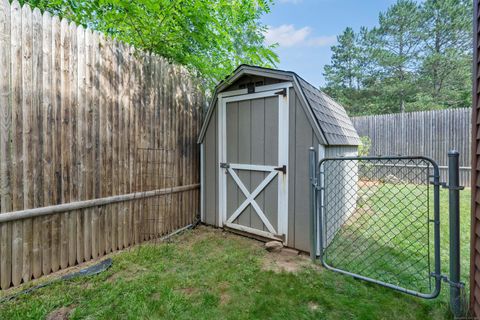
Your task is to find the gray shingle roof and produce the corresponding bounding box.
[296,77,360,146]
[197,65,360,146]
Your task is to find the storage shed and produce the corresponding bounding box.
[197,65,360,252]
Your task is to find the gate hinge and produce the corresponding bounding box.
[430,273,465,289]
[440,182,465,191]
[310,178,321,191]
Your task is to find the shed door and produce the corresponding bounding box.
[219,87,289,242]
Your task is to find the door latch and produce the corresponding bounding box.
[274,165,287,174]
[220,162,230,169]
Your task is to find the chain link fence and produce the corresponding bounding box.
[316,156,441,297]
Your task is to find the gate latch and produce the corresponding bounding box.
[274,165,287,174]
[220,162,230,169]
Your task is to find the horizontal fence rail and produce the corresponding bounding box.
[0,184,200,223]
[0,0,204,289]
[352,108,471,186]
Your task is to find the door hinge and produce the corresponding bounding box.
[274,165,287,174]
[220,162,230,169]
[274,88,287,97]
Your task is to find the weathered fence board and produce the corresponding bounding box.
[0,0,12,291]
[11,0,23,287]
[0,1,203,290]
[352,108,472,185]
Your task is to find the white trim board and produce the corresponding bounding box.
[218,95,225,227]
[277,87,289,240]
[218,82,293,99]
[224,222,282,241]
[225,168,278,235]
[218,88,289,243]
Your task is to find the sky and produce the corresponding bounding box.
[261,0,400,87]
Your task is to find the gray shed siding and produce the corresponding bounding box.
[323,145,359,247]
[200,74,358,253]
[226,97,279,232]
[325,146,358,158]
[286,91,358,252]
[287,88,320,251]
[203,104,218,226]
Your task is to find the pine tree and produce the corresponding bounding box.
[418,0,472,109]
[372,0,423,113]
[324,27,361,90]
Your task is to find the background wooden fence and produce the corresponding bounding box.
[351,108,471,185]
[0,0,203,290]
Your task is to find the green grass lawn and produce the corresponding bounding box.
[0,187,471,320]
[324,182,470,298]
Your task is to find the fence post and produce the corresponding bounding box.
[448,150,463,317]
[309,147,317,262]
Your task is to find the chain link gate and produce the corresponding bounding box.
[309,150,443,299]
[309,148,467,315]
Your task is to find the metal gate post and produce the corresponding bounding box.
[448,150,463,317]
[309,147,317,262]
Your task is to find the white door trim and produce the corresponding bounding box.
[218,82,293,99]
[277,87,289,239]
[218,95,226,227]
[224,222,281,240]
[229,163,277,171]
[226,168,278,234]
[218,83,290,242]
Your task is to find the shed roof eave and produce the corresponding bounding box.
[197,66,296,144]
[197,64,360,146]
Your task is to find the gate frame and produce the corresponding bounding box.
[309,148,442,299]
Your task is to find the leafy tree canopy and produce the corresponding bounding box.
[21,0,279,89]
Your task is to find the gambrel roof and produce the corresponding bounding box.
[198,65,360,146]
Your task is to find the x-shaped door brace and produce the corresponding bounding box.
[225,167,278,234]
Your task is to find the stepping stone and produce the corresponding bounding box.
[265,240,283,252]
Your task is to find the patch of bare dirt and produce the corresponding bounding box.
[80,282,94,289]
[175,226,222,247]
[174,287,199,296]
[46,306,75,320]
[308,301,319,311]
[262,248,314,273]
[218,282,230,305]
[177,225,264,252]
[220,291,231,305]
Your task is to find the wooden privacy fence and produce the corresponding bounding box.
[0,0,204,290]
[352,108,471,185]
